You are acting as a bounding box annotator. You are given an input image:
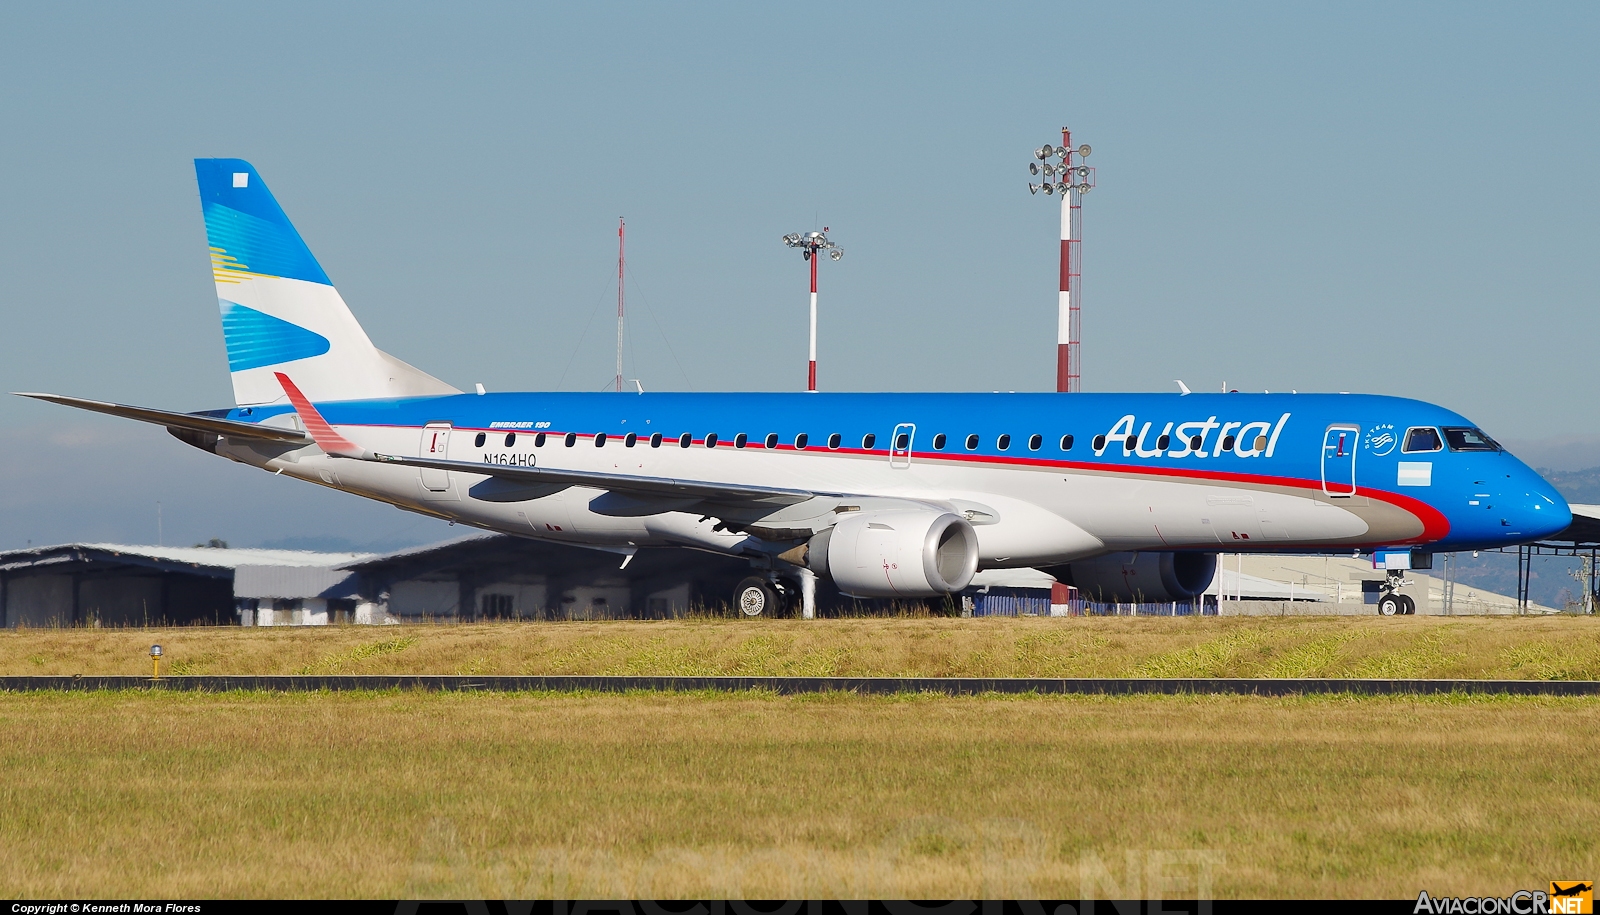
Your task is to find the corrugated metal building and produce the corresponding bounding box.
[0,544,370,627]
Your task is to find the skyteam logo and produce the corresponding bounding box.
[1366,423,1398,456]
[1092,413,1290,459]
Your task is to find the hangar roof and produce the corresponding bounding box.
[1540,503,1600,549]
[0,543,372,575]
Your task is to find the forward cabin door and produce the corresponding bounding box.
[419,422,455,499]
[890,423,915,469]
[1321,424,1359,497]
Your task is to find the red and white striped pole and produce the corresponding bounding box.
[808,245,818,392]
[1059,128,1081,393]
[615,217,625,393]
[783,229,842,393]
[1030,128,1091,393]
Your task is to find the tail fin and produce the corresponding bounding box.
[195,158,459,405]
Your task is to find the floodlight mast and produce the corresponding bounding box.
[781,229,843,392]
[1028,128,1095,392]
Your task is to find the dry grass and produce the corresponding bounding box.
[4,616,1600,679]
[0,690,1594,898]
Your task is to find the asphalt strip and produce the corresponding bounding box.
[0,676,1597,695]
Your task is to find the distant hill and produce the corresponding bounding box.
[1540,466,1600,505]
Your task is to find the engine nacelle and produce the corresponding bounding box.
[1055,551,1216,602]
[803,510,979,598]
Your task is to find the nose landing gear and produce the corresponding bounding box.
[1377,569,1416,615]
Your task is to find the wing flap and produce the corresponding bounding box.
[367,452,815,506]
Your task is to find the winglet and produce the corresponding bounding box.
[274,372,366,458]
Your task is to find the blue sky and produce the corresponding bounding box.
[2,2,1597,550]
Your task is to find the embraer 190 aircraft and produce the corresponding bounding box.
[17,159,1574,616]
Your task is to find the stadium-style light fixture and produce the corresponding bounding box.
[782,228,843,392]
[1025,127,1097,393]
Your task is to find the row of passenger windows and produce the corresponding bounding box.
[466,424,1503,457]
[472,430,1079,452]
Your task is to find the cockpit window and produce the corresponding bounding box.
[1442,426,1501,452]
[1402,427,1443,453]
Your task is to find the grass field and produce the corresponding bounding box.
[3,615,1600,679]
[0,689,1595,898]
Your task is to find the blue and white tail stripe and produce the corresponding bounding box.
[194,158,457,406]
[197,159,331,285]
[219,301,331,371]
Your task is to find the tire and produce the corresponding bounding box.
[734,577,776,618]
[1398,594,1416,615]
[1378,595,1401,616]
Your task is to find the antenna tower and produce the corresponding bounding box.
[1027,128,1094,391]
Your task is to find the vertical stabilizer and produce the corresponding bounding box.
[195,158,459,405]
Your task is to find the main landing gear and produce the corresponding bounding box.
[1377,569,1416,616]
[735,577,779,617]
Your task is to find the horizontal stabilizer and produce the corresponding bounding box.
[366,452,816,507]
[13,393,311,444]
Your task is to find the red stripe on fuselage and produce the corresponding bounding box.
[307,422,1451,544]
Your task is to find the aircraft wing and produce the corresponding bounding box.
[13,392,312,445]
[366,452,816,506]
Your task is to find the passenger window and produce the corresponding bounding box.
[474,432,486,448]
[734,433,748,449]
[1443,427,1501,452]
[895,432,910,450]
[1189,435,1201,451]
[679,432,692,448]
[997,434,1011,450]
[765,432,778,449]
[505,433,516,447]
[796,432,809,450]
[827,433,841,449]
[933,433,946,450]
[965,434,979,450]
[564,433,576,447]
[862,433,876,449]
[1125,435,1137,449]
[1221,434,1236,452]
[1157,434,1170,450]
[1403,427,1443,453]
[594,433,607,447]
[625,432,638,447]
[705,433,718,448]
[650,432,662,448]
[1092,434,1106,451]
[535,432,546,447]
[1028,434,1042,451]
[1060,434,1074,451]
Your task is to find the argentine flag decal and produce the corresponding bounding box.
[219,300,331,372]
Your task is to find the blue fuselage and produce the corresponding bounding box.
[220,389,1571,559]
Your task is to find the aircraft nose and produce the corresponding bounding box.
[1514,478,1571,541]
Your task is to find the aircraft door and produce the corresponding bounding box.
[891,423,915,469]
[1321,424,1359,497]
[419,422,455,498]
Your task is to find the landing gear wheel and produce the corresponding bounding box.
[1398,594,1416,615]
[1378,594,1402,616]
[735,577,777,618]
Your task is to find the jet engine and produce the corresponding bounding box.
[794,510,979,597]
[1052,551,1217,602]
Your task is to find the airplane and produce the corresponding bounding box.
[15,159,1575,617]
